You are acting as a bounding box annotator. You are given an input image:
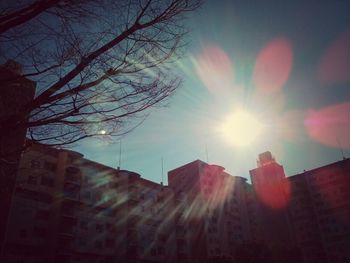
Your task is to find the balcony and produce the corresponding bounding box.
[61,202,77,219]
[57,237,73,258]
[65,167,82,185]
[59,226,75,238]
[63,182,81,205]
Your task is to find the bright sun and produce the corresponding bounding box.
[219,110,264,147]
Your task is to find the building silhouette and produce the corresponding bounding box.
[168,160,252,261]
[249,151,350,263]
[250,152,294,247]
[0,60,36,256]
[3,142,177,263]
[2,142,350,263]
[288,158,350,263]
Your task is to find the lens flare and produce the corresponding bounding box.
[218,110,264,147]
[254,178,291,209]
[304,102,350,149]
[194,44,234,93]
[253,38,293,93]
[319,31,350,83]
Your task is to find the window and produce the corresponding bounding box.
[94,240,102,249]
[31,160,40,169]
[158,246,165,255]
[33,227,47,238]
[96,224,103,232]
[19,229,27,238]
[82,191,91,200]
[36,210,50,220]
[78,237,86,247]
[106,223,115,232]
[27,175,37,185]
[151,248,156,256]
[44,161,56,172]
[105,239,114,248]
[80,221,88,230]
[41,176,54,187]
[95,192,102,202]
[65,167,81,182]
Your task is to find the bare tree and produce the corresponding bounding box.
[0,0,202,254]
[0,0,201,146]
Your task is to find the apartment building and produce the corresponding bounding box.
[126,175,176,263]
[289,158,350,263]
[168,160,252,262]
[250,152,350,263]
[4,140,350,263]
[249,151,295,246]
[3,142,176,263]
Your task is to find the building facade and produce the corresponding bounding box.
[3,142,350,263]
[288,159,350,263]
[249,152,350,263]
[3,142,176,263]
[168,160,252,262]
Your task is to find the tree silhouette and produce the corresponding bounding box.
[0,0,201,146]
[0,0,201,254]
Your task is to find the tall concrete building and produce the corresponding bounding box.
[250,151,350,263]
[249,151,295,246]
[288,158,350,263]
[3,141,350,263]
[3,142,177,263]
[168,160,252,262]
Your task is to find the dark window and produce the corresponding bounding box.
[33,227,47,238]
[41,176,54,187]
[36,210,50,220]
[82,191,91,200]
[80,221,88,230]
[96,224,103,232]
[78,237,86,247]
[65,167,81,182]
[106,223,112,231]
[27,175,37,185]
[44,161,56,172]
[94,240,102,249]
[19,229,27,238]
[84,176,89,184]
[105,239,114,248]
[31,160,40,169]
[158,246,165,255]
[63,183,79,199]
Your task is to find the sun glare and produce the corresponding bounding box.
[219,110,264,147]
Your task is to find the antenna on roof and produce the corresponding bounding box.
[336,136,346,160]
[118,139,122,169]
[205,144,209,163]
[161,157,164,185]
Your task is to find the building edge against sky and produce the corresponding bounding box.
[2,139,350,263]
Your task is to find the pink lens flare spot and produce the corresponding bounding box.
[304,102,350,149]
[319,31,350,83]
[253,38,293,94]
[195,44,234,93]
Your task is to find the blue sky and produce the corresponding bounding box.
[76,0,350,183]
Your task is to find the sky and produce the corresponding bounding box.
[76,0,350,184]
